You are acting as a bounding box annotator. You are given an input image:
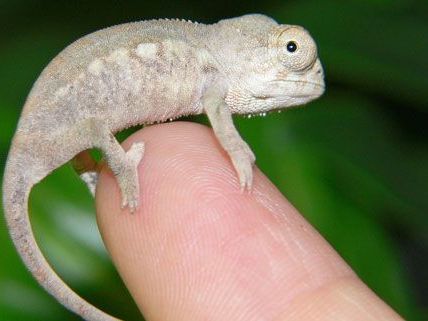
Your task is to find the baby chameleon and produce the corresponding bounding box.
[2,14,325,321]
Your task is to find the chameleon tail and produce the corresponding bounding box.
[2,149,122,321]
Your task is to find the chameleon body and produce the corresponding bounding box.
[2,14,324,321]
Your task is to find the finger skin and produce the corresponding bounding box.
[96,121,404,321]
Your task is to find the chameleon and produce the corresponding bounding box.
[2,14,325,321]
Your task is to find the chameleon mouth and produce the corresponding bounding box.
[266,79,325,97]
[287,80,325,98]
[286,79,325,89]
[253,81,324,101]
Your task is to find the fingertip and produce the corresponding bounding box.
[96,121,402,321]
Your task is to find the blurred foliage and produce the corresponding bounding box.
[0,0,427,320]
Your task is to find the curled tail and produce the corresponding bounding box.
[3,148,122,321]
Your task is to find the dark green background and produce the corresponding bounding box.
[1,1,427,320]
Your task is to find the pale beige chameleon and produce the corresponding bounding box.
[2,14,324,321]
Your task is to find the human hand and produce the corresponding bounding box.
[96,122,404,321]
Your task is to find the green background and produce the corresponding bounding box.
[1,0,427,320]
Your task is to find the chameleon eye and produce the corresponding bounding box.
[270,25,318,71]
[286,41,297,53]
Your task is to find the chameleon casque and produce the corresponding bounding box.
[3,14,325,321]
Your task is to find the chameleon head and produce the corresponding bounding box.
[226,24,325,114]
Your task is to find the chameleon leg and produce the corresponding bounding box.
[83,119,145,211]
[203,89,256,190]
[100,136,145,212]
[71,150,100,196]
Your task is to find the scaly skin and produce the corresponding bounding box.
[3,14,324,321]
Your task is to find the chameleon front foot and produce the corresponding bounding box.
[229,141,256,191]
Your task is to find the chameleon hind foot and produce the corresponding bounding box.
[116,142,145,212]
